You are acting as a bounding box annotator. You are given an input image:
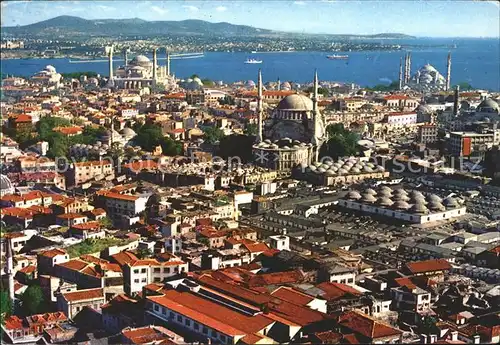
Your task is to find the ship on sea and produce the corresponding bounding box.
[327,54,349,60]
[244,58,262,64]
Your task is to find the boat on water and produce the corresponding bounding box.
[244,58,262,64]
[327,54,349,60]
[251,51,258,54]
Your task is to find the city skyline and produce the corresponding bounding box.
[1,0,499,38]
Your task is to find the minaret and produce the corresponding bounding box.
[446,52,451,91]
[399,57,403,90]
[277,77,281,91]
[407,52,412,83]
[403,53,408,84]
[256,69,263,143]
[105,45,114,86]
[166,50,171,76]
[6,238,14,301]
[152,48,158,84]
[312,69,319,161]
[453,85,460,116]
[124,48,128,66]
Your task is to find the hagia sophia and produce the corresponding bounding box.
[252,70,328,171]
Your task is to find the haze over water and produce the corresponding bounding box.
[2,38,499,91]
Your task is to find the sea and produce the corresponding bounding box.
[2,38,499,90]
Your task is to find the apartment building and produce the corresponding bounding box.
[67,160,114,186]
[123,257,188,295]
[57,288,106,319]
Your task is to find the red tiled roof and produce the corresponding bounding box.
[14,114,32,123]
[53,126,83,135]
[338,310,402,340]
[241,240,270,254]
[148,289,274,337]
[247,270,304,287]
[26,312,67,325]
[62,288,104,302]
[405,259,452,275]
[19,265,37,274]
[111,251,139,266]
[3,316,24,330]
[40,248,67,258]
[270,286,315,306]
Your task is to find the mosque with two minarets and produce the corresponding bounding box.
[252,69,328,171]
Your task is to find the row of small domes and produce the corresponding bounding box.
[346,187,460,213]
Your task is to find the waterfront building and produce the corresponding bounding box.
[111,48,177,91]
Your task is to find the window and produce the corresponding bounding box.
[141,268,147,273]
[133,269,139,274]
[185,319,191,326]
[220,335,226,343]
[154,277,161,283]
[202,327,208,335]
[153,268,160,273]
[194,323,199,330]
[177,315,183,322]
[134,279,139,283]
[162,308,166,315]
[348,278,354,283]
[163,267,170,274]
[169,312,175,319]
[154,305,159,312]
[141,278,147,283]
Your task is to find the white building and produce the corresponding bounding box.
[339,187,466,224]
[123,257,188,295]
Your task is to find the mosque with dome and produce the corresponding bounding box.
[252,70,327,171]
[107,47,177,91]
[399,52,451,93]
[30,65,62,88]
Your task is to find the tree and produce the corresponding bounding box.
[37,116,71,142]
[98,216,113,229]
[21,285,45,315]
[364,81,399,92]
[321,123,359,159]
[0,290,13,323]
[160,137,182,156]
[304,86,329,97]
[47,132,70,159]
[244,123,258,136]
[218,134,255,163]
[452,82,474,91]
[202,126,225,145]
[136,248,153,259]
[134,123,164,151]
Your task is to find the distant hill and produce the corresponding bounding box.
[1,16,415,39]
[1,16,275,37]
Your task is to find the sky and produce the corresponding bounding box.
[1,0,499,38]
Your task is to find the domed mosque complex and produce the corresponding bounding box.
[399,52,452,93]
[252,69,390,184]
[107,47,177,91]
[338,186,466,224]
[253,70,327,171]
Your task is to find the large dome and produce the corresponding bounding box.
[477,98,499,113]
[130,55,152,67]
[277,94,313,111]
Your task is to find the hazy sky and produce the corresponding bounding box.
[2,0,499,37]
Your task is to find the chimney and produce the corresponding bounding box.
[473,335,480,344]
[420,334,427,344]
[429,334,437,344]
[451,331,458,341]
